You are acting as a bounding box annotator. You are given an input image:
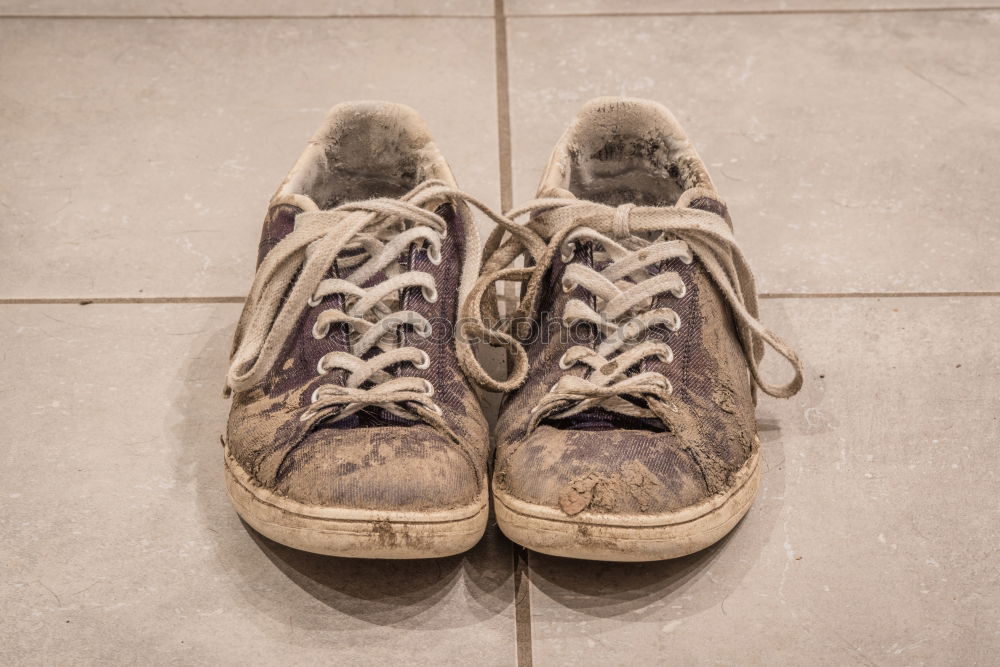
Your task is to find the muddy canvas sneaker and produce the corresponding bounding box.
[457,98,803,561]
[223,102,497,558]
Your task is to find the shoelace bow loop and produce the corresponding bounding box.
[456,188,804,417]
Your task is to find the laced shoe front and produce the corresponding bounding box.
[223,102,495,558]
[458,98,803,561]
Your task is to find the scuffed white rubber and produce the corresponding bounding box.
[224,448,488,559]
[494,450,760,562]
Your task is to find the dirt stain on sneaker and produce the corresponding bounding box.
[558,460,663,516]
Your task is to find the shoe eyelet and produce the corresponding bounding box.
[415,350,431,370]
[558,352,573,370]
[561,279,575,294]
[560,241,576,263]
[422,285,439,303]
[310,387,321,403]
[427,244,442,265]
[316,358,327,375]
[307,294,322,307]
[674,283,687,298]
[421,379,435,396]
[312,321,330,339]
[417,322,432,338]
[427,402,443,415]
[673,316,683,331]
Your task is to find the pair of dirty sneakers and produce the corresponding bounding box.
[223,97,802,562]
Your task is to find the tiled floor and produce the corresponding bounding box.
[1,1,997,665]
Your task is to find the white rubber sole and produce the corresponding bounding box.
[224,448,489,559]
[494,450,760,562]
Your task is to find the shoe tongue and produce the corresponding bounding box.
[344,217,431,430]
[546,228,672,433]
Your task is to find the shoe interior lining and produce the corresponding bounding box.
[544,97,715,207]
[276,102,454,210]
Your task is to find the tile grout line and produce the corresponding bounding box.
[494,0,514,213]
[0,13,488,19]
[758,291,1000,299]
[0,297,247,305]
[2,6,996,20]
[503,5,1000,18]
[495,5,532,665]
[1,291,999,306]
[513,546,534,667]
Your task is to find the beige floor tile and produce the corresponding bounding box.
[0,0,493,16]
[0,17,499,298]
[506,0,997,15]
[0,304,515,665]
[506,10,1000,293]
[523,296,1000,665]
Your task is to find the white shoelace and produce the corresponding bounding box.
[457,187,803,428]
[530,224,693,424]
[227,180,504,434]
